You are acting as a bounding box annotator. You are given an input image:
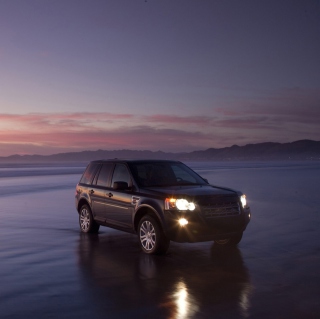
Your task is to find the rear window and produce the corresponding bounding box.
[80,162,100,185]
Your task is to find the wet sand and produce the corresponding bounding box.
[0,162,319,318]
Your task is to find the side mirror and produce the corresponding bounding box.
[113,181,129,190]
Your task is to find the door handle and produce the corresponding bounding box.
[108,192,113,198]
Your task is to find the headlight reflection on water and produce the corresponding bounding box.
[239,283,253,318]
[171,281,199,319]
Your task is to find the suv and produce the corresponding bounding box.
[75,160,251,254]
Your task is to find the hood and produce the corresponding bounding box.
[140,184,238,198]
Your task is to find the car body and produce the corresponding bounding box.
[75,159,251,254]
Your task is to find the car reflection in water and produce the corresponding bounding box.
[77,231,252,318]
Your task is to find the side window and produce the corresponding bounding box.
[80,163,100,185]
[96,163,113,187]
[111,164,131,188]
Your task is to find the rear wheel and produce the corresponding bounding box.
[79,204,100,233]
[214,232,243,246]
[138,215,170,255]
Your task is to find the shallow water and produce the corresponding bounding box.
[0,161,319,318]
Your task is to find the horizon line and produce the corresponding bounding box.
[1,139,318,159]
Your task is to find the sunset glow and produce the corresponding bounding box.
[1,102,319,156]
[0,1,319,157]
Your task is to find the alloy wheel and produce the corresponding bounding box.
[140,220,156,251]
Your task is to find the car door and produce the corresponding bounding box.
[90,163,114,222]
[104,163,134,228]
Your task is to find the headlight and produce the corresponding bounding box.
[240,195,247,208]
[165,198,196,211]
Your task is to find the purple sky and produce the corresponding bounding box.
[0,0,319,156]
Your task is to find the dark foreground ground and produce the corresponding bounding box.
[0,161,319,318]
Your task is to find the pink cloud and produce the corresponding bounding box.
[0,102,319,156]
[144,114,214,126]
[0,125,213,155]
[216,87,320,122]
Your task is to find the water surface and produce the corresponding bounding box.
[0,161,319,318]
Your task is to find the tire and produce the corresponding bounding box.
[214,232,243,246]
[79,204,100,233]
[138,215,170,255]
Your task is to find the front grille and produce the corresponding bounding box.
[201,201,240,218]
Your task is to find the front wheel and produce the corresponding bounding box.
[214,232,243,246]
[79,204,100,233]
[138,215,170,255]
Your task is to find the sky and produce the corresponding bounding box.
[0,0,320,156]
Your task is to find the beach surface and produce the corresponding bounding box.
[0,161,319,318]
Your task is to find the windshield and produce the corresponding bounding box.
[128,161,207,187]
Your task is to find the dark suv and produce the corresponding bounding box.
[75,160,251,254]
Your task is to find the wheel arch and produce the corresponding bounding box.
[77,198,91,214]
[134,205,164,232]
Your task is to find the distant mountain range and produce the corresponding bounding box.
[1,140,320,163]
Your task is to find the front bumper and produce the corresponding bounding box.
[163,207,251,243]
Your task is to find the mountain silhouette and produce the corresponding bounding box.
[1,140,319,163]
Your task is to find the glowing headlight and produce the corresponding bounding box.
[240,195,247,208]
[178,218,189,226]
[165,198,196,211]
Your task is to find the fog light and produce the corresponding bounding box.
[178,218,188,226]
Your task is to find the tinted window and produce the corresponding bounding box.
[80,162,100,185]
[111,164,131,188]
[96,163,113,187]
[129,162,206,187]
[171,164,198,184]
[131,163,175,186]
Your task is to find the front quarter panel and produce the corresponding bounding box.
[134,196,166,227]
